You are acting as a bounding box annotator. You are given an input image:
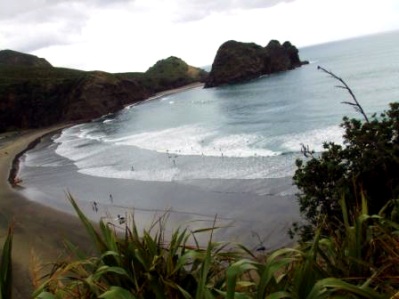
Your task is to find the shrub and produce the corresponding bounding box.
[292,67,399,240]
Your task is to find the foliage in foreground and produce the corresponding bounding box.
[0,225,13,299]
[31,194,399,298]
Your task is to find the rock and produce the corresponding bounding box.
[204,39,307,88]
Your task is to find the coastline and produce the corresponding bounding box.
[0,125,96,298]
[0,82,204,297]
[126,82,204,107]
[1,81,299,296]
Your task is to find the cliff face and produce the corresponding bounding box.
[204,40,308,88]
[0,51,207,132]
[61,72,151,121]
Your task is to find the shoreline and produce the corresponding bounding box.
[0,81,299,296]
[0,82,205,297]
[8,128,68,186]
[7,82,204,186]
[0,125,97,298]
[125,82,204,108]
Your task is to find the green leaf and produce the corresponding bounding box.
[0,225,13,299]
[36,292,57,299]
[226,259,257,299]
[67,193,107,252]
[99,286,137,299]
[266,291,293,299]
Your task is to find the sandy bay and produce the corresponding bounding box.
[0,81,301,297]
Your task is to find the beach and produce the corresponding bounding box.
[0,83,208,298]
[1,81,301,297]
[0,126,97,298]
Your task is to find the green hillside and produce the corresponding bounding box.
[0,51,207,132]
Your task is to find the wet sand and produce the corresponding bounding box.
[0,84,207,297]
[20,131,300,251]
[0,82,300,297]
[0,125,96,299]
[1,124,300,297]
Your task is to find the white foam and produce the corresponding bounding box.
[79,166,180,182]
[54,127,109,162]
[50,123,340,183]
[279,125,344,153]
[106,125,279,158]
[207,134,279,157]
[76,154,295,182]
[23,152,65,167]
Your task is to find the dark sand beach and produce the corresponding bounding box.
[0,83,209,297]
[0,82,300,297]
[20,153,299,248]
[0,126,98,298]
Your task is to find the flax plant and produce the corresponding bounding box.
[32,192,399,298]
[33,194,239,299]
[0,225,13,299]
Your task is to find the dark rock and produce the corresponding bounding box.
[204,39,307,88]
[204,41,265,88]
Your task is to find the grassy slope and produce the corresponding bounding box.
[0,56,207,132]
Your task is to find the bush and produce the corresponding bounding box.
[292,67,399,240]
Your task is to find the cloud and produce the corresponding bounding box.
[0,0,133,19]
[0,0,296,54]
[0,1,88,53]
[173,0,296,22]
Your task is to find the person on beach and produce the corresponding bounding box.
[117,214,126,225]
[91,201,98,212]
[109,194,113,203]
[12,177,23,186]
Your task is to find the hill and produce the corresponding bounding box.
[0,49,52,67]
[0,51,207,132]
[117,56,208,92]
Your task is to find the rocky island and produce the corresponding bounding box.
[204,40,308,88]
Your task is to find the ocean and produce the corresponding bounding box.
[18,30,399,249]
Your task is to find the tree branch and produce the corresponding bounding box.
[318,66,369,123]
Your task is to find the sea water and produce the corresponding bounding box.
[19,30,399,248]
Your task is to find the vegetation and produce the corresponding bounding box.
[0,225,13,299]
[31,195,399,298]
[0,50,207,132]
[292,67,399,240]
[117,56,208,93]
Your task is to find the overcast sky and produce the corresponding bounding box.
[1,0,399,72]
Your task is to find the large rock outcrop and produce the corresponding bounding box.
[0,50,207,132]
[204,40,308,88]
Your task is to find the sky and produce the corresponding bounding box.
[1,0,399,73]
